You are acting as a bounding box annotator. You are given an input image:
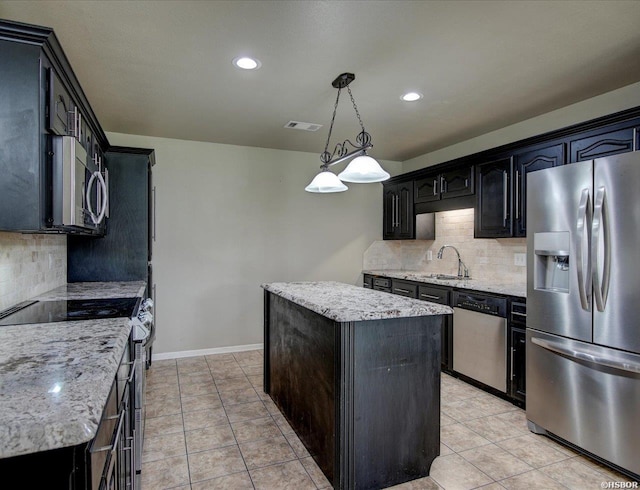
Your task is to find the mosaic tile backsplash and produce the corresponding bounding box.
[363,208,527,285]
[0,232,67,311]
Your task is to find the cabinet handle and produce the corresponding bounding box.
[395,288,411,294]
[433,179,438,196]
[391,194,396,227]
[515,170,520,220]
[395,195,400,228]
[420,293,441,300]
[510,347,515,381]
[511,311,527,317]
[465,178,469,188]
[503,170,508,226]
[152,186,157,241]
[440,176,446,194]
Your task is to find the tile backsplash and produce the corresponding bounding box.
[0,232,67,311]
[364,208,526,284]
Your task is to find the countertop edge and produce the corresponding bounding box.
[262,281,453,322]
[363,270,527,299]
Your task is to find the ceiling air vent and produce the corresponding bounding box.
[284,121,323,132]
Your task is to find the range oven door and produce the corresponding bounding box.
[51,135,107,233]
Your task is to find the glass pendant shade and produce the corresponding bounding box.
[305,170,348,193]
[337,155,390,183]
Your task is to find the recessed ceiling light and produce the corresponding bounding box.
[233,56,261,70]
[401,92,423,102]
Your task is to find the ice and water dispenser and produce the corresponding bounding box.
[533,232,571,293]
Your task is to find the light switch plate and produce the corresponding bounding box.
[427,250,433,261]
[514,253,526,267]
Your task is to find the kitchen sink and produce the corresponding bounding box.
[426,274,471,280]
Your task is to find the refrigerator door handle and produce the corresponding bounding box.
[531,337,640,375]
[592,186,611,312]
[575,188,592,311]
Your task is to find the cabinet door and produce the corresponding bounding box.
[397,182,414,238]
[363,274,373,289]
[569,126,634,163]
[513,143,564,237]
[475,157,513,238]
[48,68,73,136]
[510,327,526,403]
[414,175,440,203]
[441,165,474,199]
[383,185,397,239]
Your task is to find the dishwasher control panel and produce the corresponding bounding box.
[453,292,507,317]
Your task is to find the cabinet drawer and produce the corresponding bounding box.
[418,285,450,305]
[392,280,418,298]
[373,277,391,291]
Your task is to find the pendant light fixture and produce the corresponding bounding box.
[305,73,390,193]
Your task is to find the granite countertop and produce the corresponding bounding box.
[262,281,452,322]
[34,281,147,301]
[0,281,146,459]
[0,318,131,458]
[364,270,527,298]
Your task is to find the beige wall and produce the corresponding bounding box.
[107,132,401,356]
[0,232,66,311]
[364,209,526,285]
[403,81,640,173]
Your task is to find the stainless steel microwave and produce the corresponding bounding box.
[50,135,108,233]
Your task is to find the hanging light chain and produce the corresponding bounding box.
[347,85,365,133]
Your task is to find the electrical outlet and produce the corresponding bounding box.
[514,253,526,267]
[427,250,433,261]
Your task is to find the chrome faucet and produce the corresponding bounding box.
[437,245,470,278]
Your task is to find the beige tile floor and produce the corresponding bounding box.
[142,350,634,489]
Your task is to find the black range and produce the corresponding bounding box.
[0,297,140,326]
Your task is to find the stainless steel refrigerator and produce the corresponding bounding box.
[526,151,640,478]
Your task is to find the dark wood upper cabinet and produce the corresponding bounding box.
[414,166,474,204]
[569,126,634,163]
[383,181,414,239]
[513,143,564,237]
[475,157,513,238]
[414,174,440,203]
[441,166,475,199]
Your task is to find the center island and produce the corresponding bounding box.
[261,281,453,490]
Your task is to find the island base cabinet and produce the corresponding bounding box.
[264,292,441,490]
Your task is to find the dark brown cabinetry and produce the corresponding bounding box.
[265,290,441,489]
[513,143,564,237]
[508,300,527,406]
[387,106,640,240]
[383,182,414,239]
[475,157,513,238]
[418,285,453,373]
[569,126,635,163]
[415,166,474,204]
[0,20,109,234]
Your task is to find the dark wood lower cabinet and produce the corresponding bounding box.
[509,328,526,404]
[264,291,442,490]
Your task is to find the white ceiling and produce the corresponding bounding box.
[1,0,640,162]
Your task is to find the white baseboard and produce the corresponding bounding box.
[152,343,263,361]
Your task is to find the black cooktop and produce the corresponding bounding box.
[0,297,140,326]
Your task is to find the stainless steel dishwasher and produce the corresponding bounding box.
[453,291,508,393]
